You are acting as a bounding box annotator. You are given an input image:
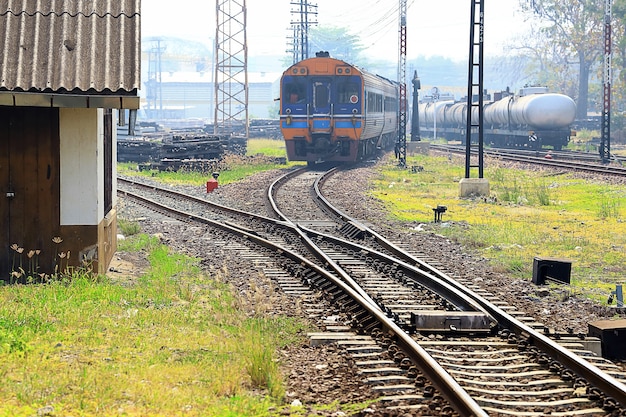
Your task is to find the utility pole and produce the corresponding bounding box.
[410,70,421,142]
[214,0,248,137]
[396,0,407,168]
[600,0,612,163]
[146,38,164,120]
[289,1,317,64]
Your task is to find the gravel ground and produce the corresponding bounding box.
[114,152,626,415]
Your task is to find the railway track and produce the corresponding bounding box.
[118,168,626,416]
[432,144,626,177]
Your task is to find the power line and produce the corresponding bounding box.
[288,0,318,63]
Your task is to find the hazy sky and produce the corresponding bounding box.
[142,0,528,62]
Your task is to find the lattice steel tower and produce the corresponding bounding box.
[600,0,612,163]
[396,0,407,168]
[214,0,248,137]
[465,0,484,179]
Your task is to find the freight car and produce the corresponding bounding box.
[279,51,399,164]
[419,86,577,150]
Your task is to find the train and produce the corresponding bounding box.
[418,86,577,150]
[279,52,399,164]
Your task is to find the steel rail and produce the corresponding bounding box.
[119,185,488,416]
[432,143,626,177]
[267,167,492,416]
[298,223,497,321]
[313,166,626,408]
[121,168,626,410]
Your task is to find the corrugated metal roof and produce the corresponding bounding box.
[0,0,140,95]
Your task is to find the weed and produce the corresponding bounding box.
[117,233,160,252]
[118,218,141,236]
[0,139,372,416]
[533,179,552,206]
[598,192,621,219]
[0,326,30,355]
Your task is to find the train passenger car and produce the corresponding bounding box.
[419,87,577,150]
[280,52,399,164]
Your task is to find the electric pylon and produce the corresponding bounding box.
[214,0,248,137]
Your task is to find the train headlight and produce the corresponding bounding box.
[285,108,292,124]
[352,109,357,126]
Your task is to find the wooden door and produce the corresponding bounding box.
[0,107,60,279]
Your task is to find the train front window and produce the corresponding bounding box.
[283,81,306,104]
[337,82,359,104]
[313,82,330,109]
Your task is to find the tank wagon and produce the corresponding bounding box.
[280,52,399,164]
[419,87,577,150]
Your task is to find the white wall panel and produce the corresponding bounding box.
[59,108,103,225]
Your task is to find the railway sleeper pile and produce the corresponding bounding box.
[118,132,247,165]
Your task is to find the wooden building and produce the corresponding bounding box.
[0,1,140,278]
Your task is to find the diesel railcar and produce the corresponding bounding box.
[279,52,399,164]
[419,87,577,150]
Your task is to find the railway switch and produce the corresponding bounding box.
[410,311,493,333]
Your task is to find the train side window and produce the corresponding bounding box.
[314,82,330,108]
[338,82,359,104]
[384,96,397,112]
[367,92,382,112]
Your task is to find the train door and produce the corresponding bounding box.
[312,79,331,115]
[311,79,332,134]
[0,107,60,278]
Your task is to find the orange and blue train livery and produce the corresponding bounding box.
[280,52,399,164]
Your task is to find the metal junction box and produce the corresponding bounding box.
[588,319,626,359]
[532,257,572,285]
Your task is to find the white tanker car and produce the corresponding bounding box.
[418,87,577,150]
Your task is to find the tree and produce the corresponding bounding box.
[519,0,605,119]
[502,29,580,98]
[308,25,365,65]
[611,0,626,129]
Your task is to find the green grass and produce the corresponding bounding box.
[246,138,289,158]
[372,152,626,303]
[0,233,329,416]
[0,224,373,416]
